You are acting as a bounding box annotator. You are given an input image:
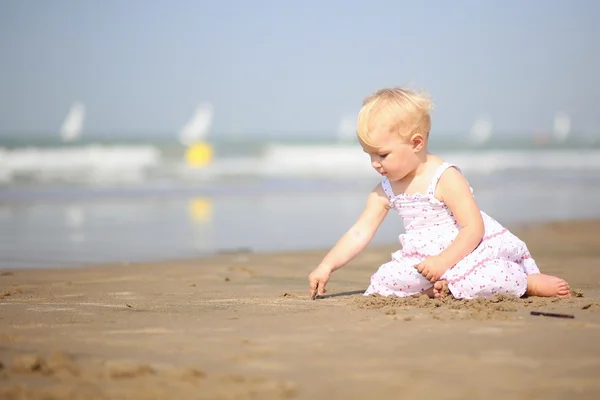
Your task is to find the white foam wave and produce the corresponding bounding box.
[260,144,371,177]
[259,145,600,177]
[442,150,600,174]
[1,144,600,186]
[0,145,162,185]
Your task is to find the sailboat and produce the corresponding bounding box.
[553,111,571,143]
[179,102,214,168]
[60,102,85,142]
[469,115,493,146]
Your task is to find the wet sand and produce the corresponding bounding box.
[1,219,600,399]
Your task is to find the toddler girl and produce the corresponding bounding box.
[308,87,570,300]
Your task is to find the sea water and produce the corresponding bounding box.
[1,131,599,269]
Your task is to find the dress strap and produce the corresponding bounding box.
[381,177,395,200]
[427,162,458,197]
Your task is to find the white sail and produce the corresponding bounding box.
[337,114,356,141]
[60,102,85,142]
[179,102,213,146]
[553,111,571,142]
[469,115,493,145]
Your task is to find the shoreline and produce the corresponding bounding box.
[3,217,597,274]
[1,218,600,399]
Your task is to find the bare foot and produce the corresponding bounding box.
[525,274,570,298]
[433,280,450,299]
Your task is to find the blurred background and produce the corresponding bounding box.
[1,0,599,269]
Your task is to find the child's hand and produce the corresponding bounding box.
[414,256,452,283]
[308,265,332,300]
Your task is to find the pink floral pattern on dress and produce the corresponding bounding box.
[364,162,540,299]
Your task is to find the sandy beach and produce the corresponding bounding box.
[1,219,600,399]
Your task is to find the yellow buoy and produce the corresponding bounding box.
[185,141,213,168]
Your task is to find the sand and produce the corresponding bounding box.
[1,219,600,399]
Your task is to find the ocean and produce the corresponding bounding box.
[1,131,600,269]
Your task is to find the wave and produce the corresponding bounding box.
[0,145,161,185]
[1,143,600,186]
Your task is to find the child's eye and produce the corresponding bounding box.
[379,153,389,158]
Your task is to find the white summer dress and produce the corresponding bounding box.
[364,162,540,299]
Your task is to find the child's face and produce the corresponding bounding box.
[359,128,420,182]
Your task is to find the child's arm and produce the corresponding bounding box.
[436,167,485,267]
[319,184,390,271]
[308,184,389,298]
[415,167,485,282]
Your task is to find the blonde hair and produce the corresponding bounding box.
[356,87,433,146]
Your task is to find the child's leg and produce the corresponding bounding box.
[525,274,570,298]
[364,260,433,297]
[446,259,528,299]
[417,274,570,299]
[519,252,570,297]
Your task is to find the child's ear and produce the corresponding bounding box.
[410,133,425,152]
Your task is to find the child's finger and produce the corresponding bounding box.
[309,279,318,299]
[317,284,327,296]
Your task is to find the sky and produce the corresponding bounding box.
[0,0,598,137]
